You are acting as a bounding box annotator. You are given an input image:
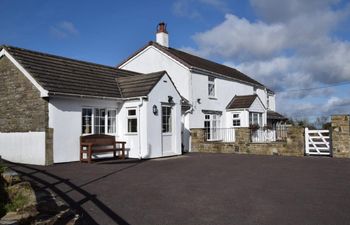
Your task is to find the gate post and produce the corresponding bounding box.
[304,127,309,155]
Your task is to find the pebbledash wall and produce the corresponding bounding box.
[0,57,53,165]
[192,114,350,158]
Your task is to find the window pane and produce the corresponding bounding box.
[82,109,92,134]
[128,109,136,116]
[128,118,137,133]
[107,110,116,134]
[162,106,172,133]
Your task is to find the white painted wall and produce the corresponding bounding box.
[120,46,191,100]
[145,74,182,158]
[48,97,121,163]
[0,132,46,165]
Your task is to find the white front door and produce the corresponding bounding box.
[161,105,174,156]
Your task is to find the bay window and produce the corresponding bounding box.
[249,112,263,126]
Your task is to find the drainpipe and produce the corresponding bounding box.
[137,97,144,159]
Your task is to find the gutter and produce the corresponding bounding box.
[48,91,147,101]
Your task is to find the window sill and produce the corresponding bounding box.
[162,132,173,136]
[125,133,138,136]
[208,97,217,100]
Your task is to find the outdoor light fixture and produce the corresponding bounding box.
[152,105,158,115]
[197,98,201,104]
[168,96,174,103]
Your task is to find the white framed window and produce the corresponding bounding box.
[127,108,138,133]
[107,110,117,133]
[162,105,172,133]
[94,108,106,134]
[249,112,263,126]
[204,114,221,140]
[82,108,93,134]
[82,108,117,135]
[267,95,270,109]
[232,113,241,127]
[208,77,215,97]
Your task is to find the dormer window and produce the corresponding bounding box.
[208,77,215,97]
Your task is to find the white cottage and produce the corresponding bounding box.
[0,45,183,165]
[118,22,286,151]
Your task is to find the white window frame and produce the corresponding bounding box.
[232,113,241,127]
[81,108,117,135]
[82,108,93,135]
[249,112,263,126]
[208,77,216,98]
[162,105,172,134]
[127,108,138,134]
[204,114,221,141]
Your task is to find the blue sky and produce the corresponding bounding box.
[1,0,350,121]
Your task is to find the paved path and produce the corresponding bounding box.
[8,153,350,225]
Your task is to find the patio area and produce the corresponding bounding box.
[6,153,350,225]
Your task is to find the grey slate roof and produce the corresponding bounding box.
[1,45,166,99]
[267,110,287,121]
[115,71,165,98]
[226,95,258,109]
[119,41,266,88]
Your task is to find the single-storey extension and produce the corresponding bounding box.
[0,45,183,165]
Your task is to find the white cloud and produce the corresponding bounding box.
[50,21,79,39]
[184,0,350,118]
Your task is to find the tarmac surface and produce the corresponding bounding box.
[8,153,350,225]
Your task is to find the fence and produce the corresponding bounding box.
[251,129,276,143]
[204,128,235,142]
[0,131,47,165]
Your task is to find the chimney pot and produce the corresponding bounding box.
[157,22,168,34]
[156,22,169,47]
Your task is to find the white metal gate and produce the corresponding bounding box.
[305,128,331,156]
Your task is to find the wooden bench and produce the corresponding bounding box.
[80,134,126,163]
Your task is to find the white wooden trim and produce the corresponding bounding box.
[0,48,49,97]
[305,127,331,156]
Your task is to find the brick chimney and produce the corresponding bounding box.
[156,22,169,47]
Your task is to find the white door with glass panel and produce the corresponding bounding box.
[161,105,174,156]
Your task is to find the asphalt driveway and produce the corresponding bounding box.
[8,153,350,225]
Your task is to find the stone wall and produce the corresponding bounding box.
[331,115,350,158]
[0,57,48,132]
[0,57,53,165]
[192,126,305,157]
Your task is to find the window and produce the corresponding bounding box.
[107,110,117,133]
[208,77,215,97]
[249,112,263,126]
[82,109,92,134]
[232,113,241,127]
[94,108,106,134]
[82,108,116,135]
[204,114,221,140]
[267,95,270,109]
[162,106,172,133]
[127,109,138,133]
